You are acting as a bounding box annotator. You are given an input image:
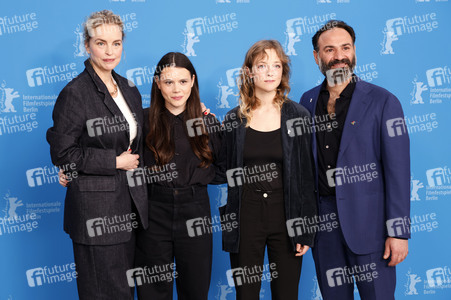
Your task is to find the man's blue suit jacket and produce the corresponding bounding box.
[300,78,411,255]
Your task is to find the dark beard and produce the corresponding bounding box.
[319,57,356,76]
[319,56,356,86]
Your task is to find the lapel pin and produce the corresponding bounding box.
[351,121,356,125]
[310,98,313,103]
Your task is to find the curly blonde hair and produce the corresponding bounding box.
[238,40,291,125]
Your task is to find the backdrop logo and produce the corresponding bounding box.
[426,267,451,288]
[286,213,338,237]
[121,13,139,32]
[126,164,178,187]
[317,0,350,3]
[2,192,23,221]
[215,185,228,209]
[326,163,378,187]
[0,113,38,135]
[354,62,378,82]
[226,163,279,188]
[386,118,407,137]
[26,63,78,87]
[126,264,177,287]
[410,213,438,234]
[411,176,424,201]
[386,217,410,236]
[182,13,238,56]
[0,81,20,113]
[404,113,438,135]
[426,66,451,87]
[110,0,146,2]
[86,114,134,137]
[283,13,336,56]
[411,66,451,104]
[26,166,60,187]
[186,213,237,237]
[0,213,38,236]
[73,24,87,57]
[311,276,323,299]
[0,13,38,36]
[216,67,241,109]
[426,167,451,187]
[405,270,422,295]
[26,263,77,287]
[0,192,40,235]
[380,13,438,55]
[326,264,378,287]
[226,263,277,287]
[86,213,138,237]
[216,0,250,2]
[126,67,153,86]
[425,166,451,201]
[215,280,234,300]
[411,76,429,104]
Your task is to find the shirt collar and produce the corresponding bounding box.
[320,74,357,99]
[164,108,185,121]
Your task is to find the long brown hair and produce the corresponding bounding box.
[238,40,291,125]
[146,52,213,167]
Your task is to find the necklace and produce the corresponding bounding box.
[110,78,118,97]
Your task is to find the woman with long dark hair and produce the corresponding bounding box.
[134,52,223,300]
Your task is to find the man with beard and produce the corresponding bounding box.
[299,20,410,299]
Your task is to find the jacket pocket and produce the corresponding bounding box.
[78,176,116,192]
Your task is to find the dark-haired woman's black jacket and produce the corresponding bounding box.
[218,99,317,253]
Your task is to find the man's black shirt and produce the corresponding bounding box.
[315,76,356,196]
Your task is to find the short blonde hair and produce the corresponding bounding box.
[83,10,124,45]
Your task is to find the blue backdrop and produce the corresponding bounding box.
[1,0,450,299]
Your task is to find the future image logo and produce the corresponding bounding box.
[326,163,378,188]
[182,13,238,57]
[126,263,177,287]
[283,13,336,56]
[386,117,407,137]
[386,217,411,236]
[86,213,138,237]
[326,264,378,288]
[26,263,77,287]
[26,165,61,188]
[381,13,438,55]
[426,167,451,187]
[0,13,38,36]
[426,267,451,288]
[25,63,78,87]
[126,67,152,86]
[226,263,277,287]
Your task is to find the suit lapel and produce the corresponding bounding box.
[338,81,371,156]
